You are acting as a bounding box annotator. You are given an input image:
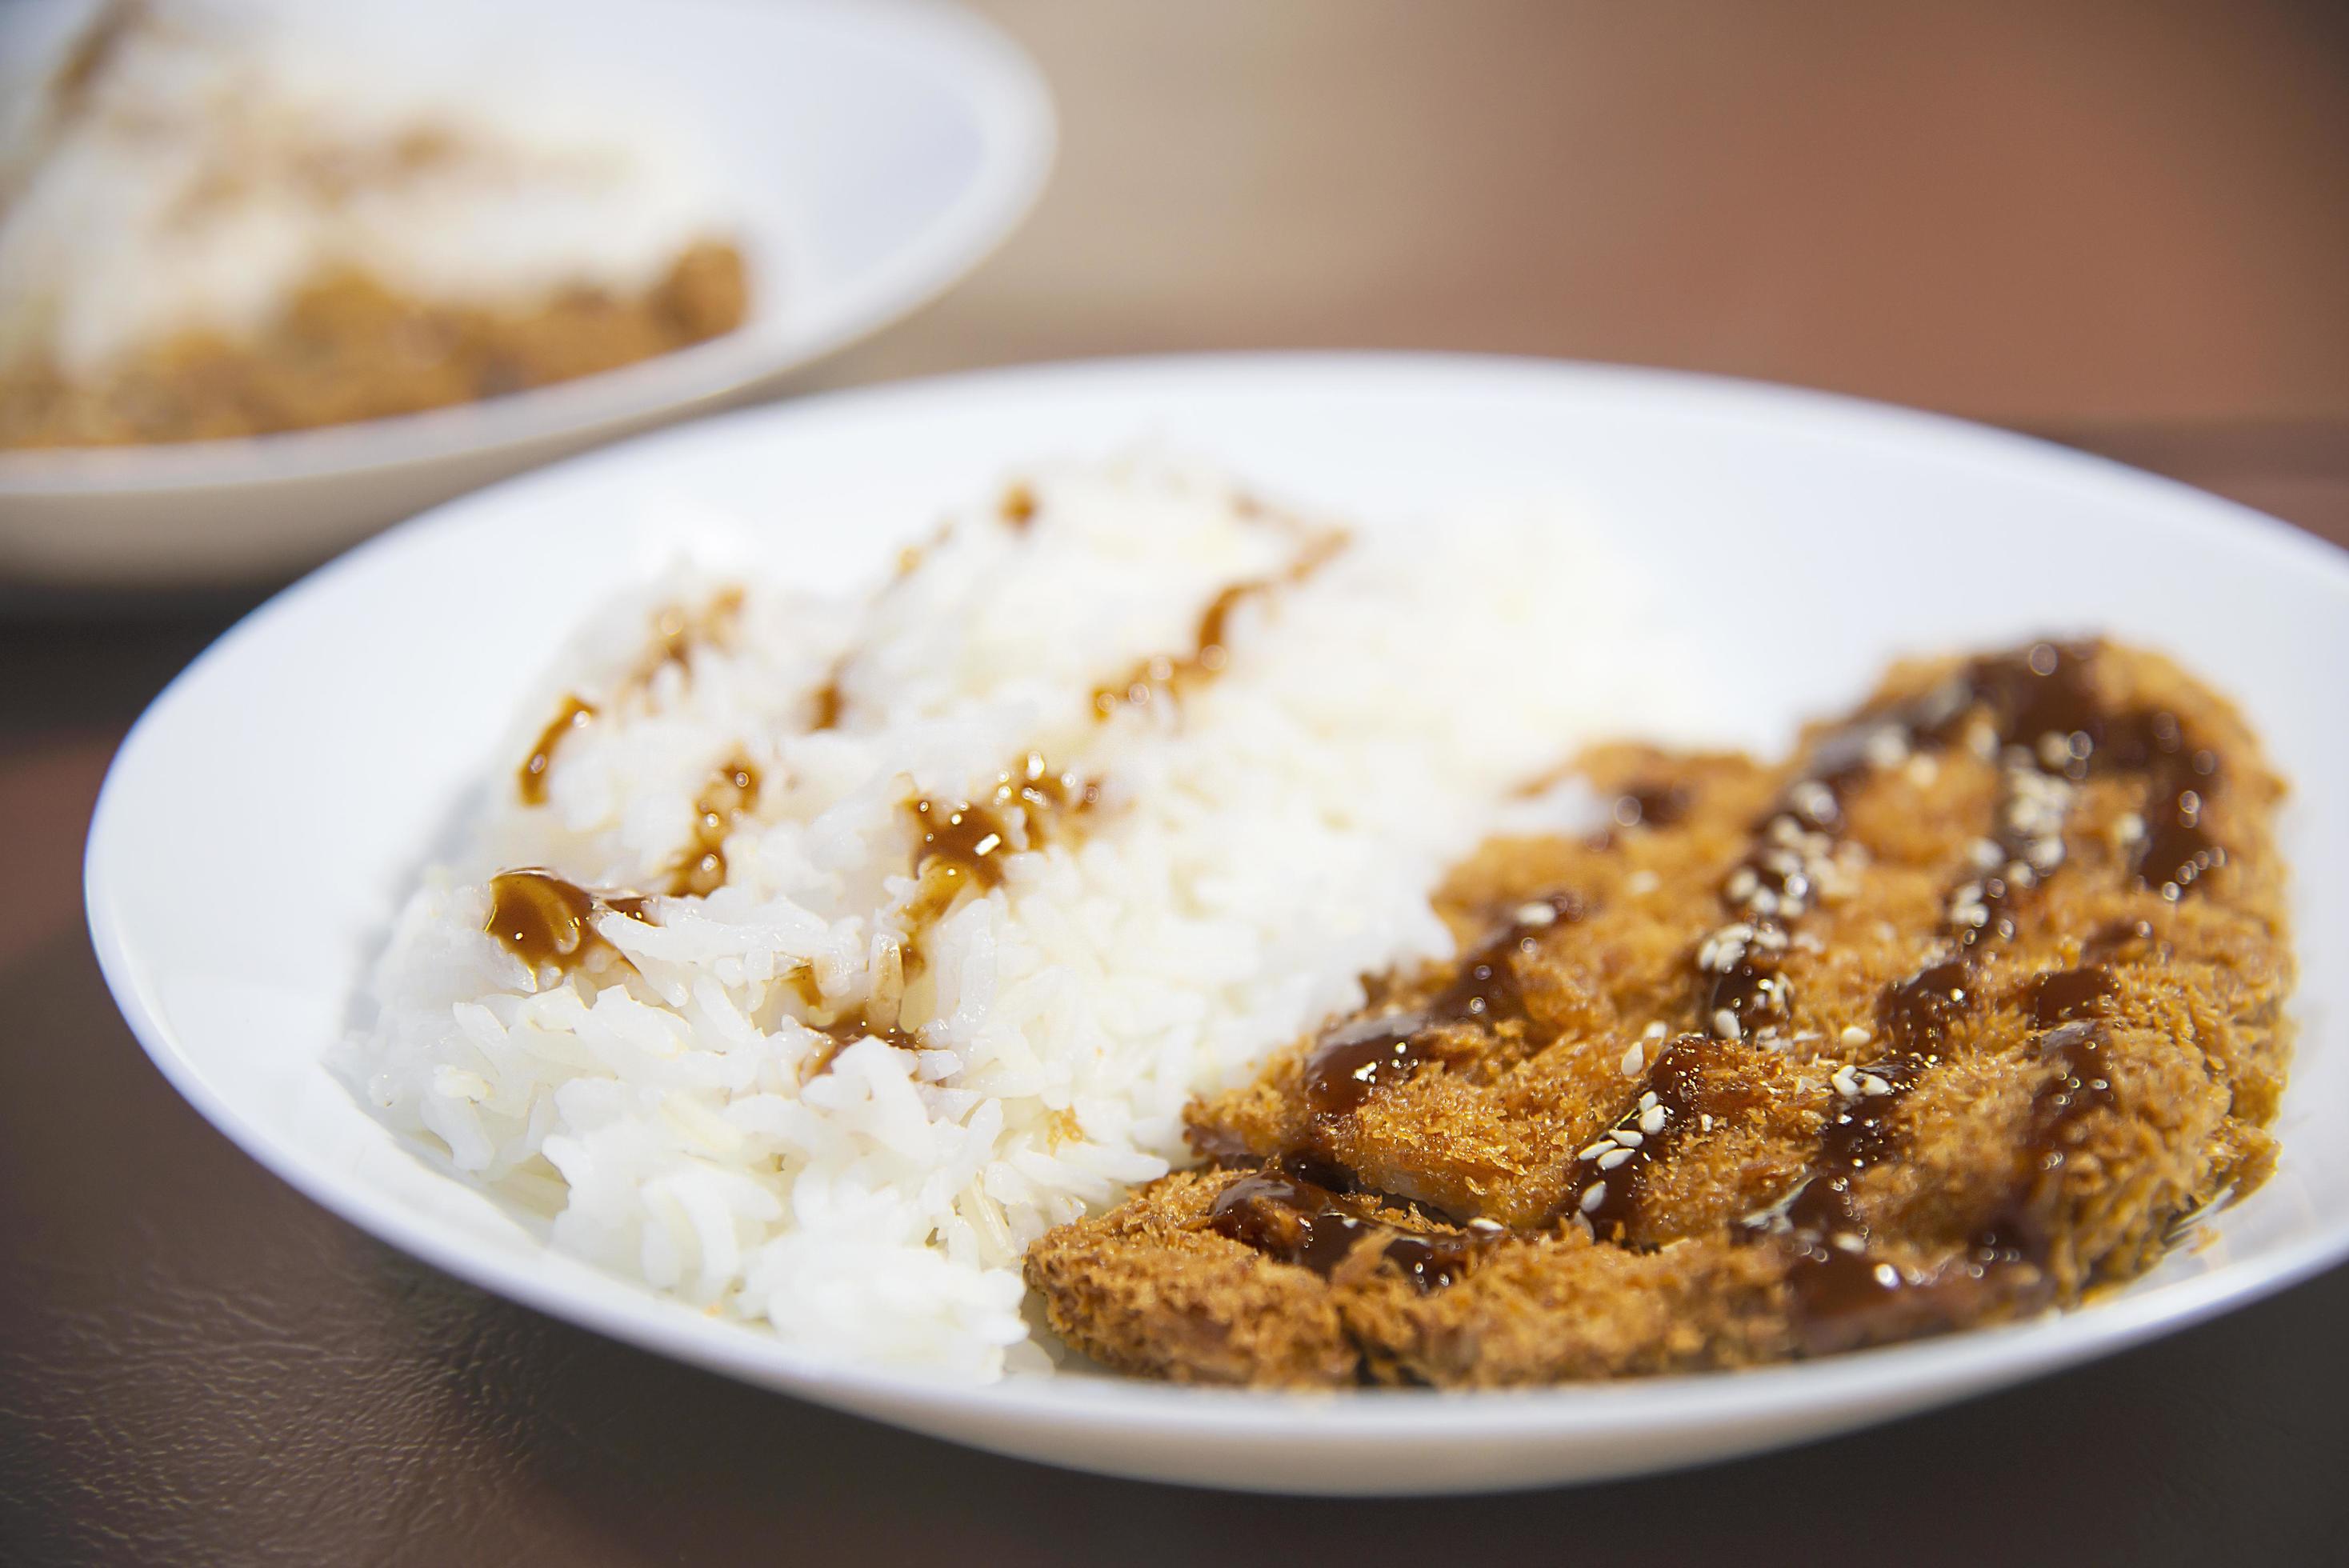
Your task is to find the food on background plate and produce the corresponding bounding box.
[0,0,747,449]
[350,462,1679,1378]
[1027,639,2292,1385]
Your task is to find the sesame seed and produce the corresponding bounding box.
[1626,870,1661,894]
[1639,1090,1660,1110]
[1578,1141,1615,1161]
[1970,838,2003,870]
[1643,1022,1667,1042]
[1468,1218,1505,1233]
[2038,732,2074,770]
[1905,754,1940,786]
[1769,815,1803,846]
[1596,1148,1633,1170]
[2027,838,2065,872]
[2006,861,2036,888]
[1861,1073,1894,1096]
[1750,888,1781,916]
[1713,1008,1743,1041]
[1831,1064,1860,1098]
[2115,812,2147,844]
[1699,1113,1714,1132]
[1579,1182,1608,1214]
[1864,727,1910,770]
[1514,900,1559,928]
[1620,1042,1646,1076]
[1639,1104,1668,1134]
[1611,1127,1644,1148]
[1727,867,1759,900]
[1840,1025,1871,1048]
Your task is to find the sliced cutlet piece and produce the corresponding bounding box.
[1026,640,2291,1386]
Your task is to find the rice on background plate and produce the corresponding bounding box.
[347,460,1687,1378]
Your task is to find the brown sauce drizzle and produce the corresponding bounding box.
[798,1009,912,1080]
[2025,966,2117,1028]
[484,869,654,977]
[1951,1021,2118,1294]
[1427,892,1581,1026]
[637,587,745,687]
[786,758,1097,1086]
[1612,782,1691,830]
[810,678,844,731]
[906,756,1098,906]
[2138,758,2223,897]
[1214,640,2218,1307]
[1303,1014,1437,1117]
[668,758,762,896]
[1879,960,1975,1053]
[910,797,1014,893]
[1707,642,2207,1342]
[517,695,595,806]
[1556,1037,1718,1241]
[1737,1055,1929,1348]
[514,588,748,806]
[1747,642,2166,1337]
[2028,1021,2118,1146]
[1300,893,1580,1115]
[1091,534,1344,719]
[1207,1166,1486,1293]
[1000,483,1037,527]
[2085,917,2164,965]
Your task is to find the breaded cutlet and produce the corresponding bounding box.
[1024,639,2292,1386]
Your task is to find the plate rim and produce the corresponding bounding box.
[82,350,2349,1475]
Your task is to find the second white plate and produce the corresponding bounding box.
[0,0,1052,589]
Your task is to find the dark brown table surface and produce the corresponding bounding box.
[6,4,2348,1562]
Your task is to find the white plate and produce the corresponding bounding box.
[0,0,1051,589]
[86,354,2349,1494]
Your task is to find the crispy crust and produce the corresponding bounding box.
[1025,642,2294,1386]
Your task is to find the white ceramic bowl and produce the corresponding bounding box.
[85,355,2349,1494]
[0,0,1051,589]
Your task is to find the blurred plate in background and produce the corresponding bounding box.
[0,0,1052,590]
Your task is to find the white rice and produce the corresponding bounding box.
[350,460,1679,1378]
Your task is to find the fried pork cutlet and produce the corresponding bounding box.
[1024,639,2293,1386]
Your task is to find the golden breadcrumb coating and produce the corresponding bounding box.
[1026,640,2292,1386]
